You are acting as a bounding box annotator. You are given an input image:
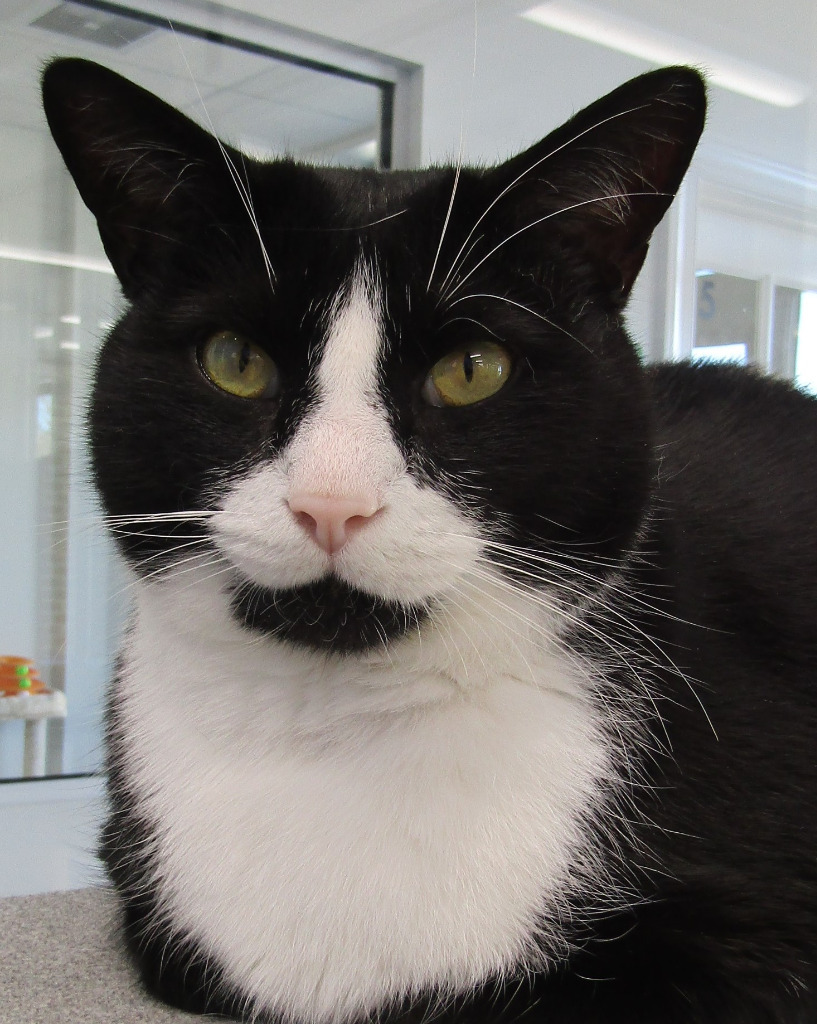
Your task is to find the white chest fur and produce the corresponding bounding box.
[117,572,613,1024]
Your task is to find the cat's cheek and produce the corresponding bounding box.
[219,527,327,591]
[333,479,485,605]
[208,466,329,589]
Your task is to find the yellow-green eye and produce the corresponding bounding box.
[199,331,279,399]
[422,341,512,407]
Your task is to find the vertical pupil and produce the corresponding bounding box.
[463,351,474,383]
[238,342,251,375]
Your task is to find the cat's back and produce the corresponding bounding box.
[650,359,817,473]
[645,359,817,659]
[649,360,817,531]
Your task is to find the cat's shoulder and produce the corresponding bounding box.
[647,359,817,426]
[645,360,817,552]
[646,360,817,471]
[651,358,814,413]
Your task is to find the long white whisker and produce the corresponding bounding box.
[450,538,716,742]
[444,191,668,303]
[104,511,217,524]
[453,558,671,746]
[124,538,207,567]
[435,540,662,679]
[442,559,562,649]
[427,160,463,293]
[475,556,670,680]
[435,102,651,299]
[475,538,698,628]
[446,578,539,684]
[126,549,220,589]
[107,531,204,543]
[473,565,688,714]
[166,561,237,600]
[426,0,479,292]
[45,510,219,530]
[168,23,276,290]
[439,314,504,341]
[447,292,592,353]
[109,550,225,602]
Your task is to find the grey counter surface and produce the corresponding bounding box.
[0,887,219,1023]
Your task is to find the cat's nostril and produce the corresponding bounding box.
[288,493,382,555]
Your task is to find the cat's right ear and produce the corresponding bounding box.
[42,58,231,297]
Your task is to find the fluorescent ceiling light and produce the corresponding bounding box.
[0,244,114,275]
[521,1,808,108]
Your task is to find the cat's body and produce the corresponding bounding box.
[42,60,817,1023]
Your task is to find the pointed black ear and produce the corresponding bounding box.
[490,67,706,303]
[42,58,233,297]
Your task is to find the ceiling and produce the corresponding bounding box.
[2,0,815,166]
[216,0,817,176]
[0,0,393,260]
[0,0,384,156]
[1,0,816,266]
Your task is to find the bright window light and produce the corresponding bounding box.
[795,291,817,395]
[0,244,114,275]
[691,343,748,364]
[521,1,808,108]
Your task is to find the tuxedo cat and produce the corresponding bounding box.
[42,58,817,1023]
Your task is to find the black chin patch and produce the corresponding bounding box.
[230,576,427,653]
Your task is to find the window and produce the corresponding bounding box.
[0,0,420,780]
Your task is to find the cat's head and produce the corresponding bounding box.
[42,59,705,658]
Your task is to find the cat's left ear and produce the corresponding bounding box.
[488,67,706,303]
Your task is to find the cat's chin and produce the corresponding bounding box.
[229,575,427,653]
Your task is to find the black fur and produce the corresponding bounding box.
[43,58,817,1022]
[231,577,426,651]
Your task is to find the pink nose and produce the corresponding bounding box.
[288,493,381,555]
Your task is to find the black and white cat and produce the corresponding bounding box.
[42,59,817,1023]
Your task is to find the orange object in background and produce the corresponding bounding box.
[0,656,48,696]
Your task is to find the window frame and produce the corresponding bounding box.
[69,0,424,170]
[0,0,424,790]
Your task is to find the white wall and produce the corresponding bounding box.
[697,200,817,288]
[209,0,817,172]
[0,776,106,896]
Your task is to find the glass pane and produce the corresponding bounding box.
[771,286,801,379]
[692,272,757,364]
[795,291,817,394]
[510,1,817,372]
[0,2,390,779]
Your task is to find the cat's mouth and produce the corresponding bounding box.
[230,575,427,653]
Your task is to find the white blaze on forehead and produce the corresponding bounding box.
[316,262,383,413]
[286,261,403,499]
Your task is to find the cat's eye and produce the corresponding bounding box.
[199,331,279,400]
[422,342,512,407]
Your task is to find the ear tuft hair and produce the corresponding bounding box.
[42,58,234,296]
[485,67,707,301]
